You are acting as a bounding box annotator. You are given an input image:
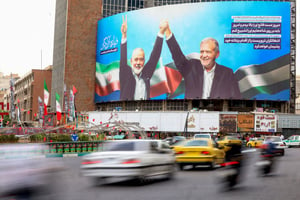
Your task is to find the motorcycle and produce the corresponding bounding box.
[255,153,274,176]
[255,143,276,176]
[216,160,242,190]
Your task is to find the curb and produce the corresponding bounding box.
[45,152,90,158]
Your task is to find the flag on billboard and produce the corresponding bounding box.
[95,61,120,96]
[44,80,49,115]
[150,58,182,98]
[235,54,290,99]
[56,93,62,121]
[95,59,182,98]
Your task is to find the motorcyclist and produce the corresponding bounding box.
[219,143,243,189]
[261,137,276,156]
[225,143,243,164]
[258,137,276,175]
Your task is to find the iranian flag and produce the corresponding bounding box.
[56,93,62,121]
[95,59,182,98]
[44,80,49,115]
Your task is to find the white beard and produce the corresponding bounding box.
[132,64,143,75]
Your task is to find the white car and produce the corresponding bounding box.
[80,140,176,185]
[263,136,287,156]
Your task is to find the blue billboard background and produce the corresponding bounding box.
[95,1,291,102]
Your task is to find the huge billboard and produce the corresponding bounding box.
[95,1,291,103]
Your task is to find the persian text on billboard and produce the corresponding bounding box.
[95,2,290,103]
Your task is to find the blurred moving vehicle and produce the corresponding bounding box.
[175,138,225,170]
[80,140,176,185]
[263,136,286,156]
[163,136,186,145]
[0,144,63,200]
[217,136,242,152]
[283,135,300,148]
[246,138,264,148]
[256,139,278,176]
[216,143,244,190]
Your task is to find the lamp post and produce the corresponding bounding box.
[184,111,189,137]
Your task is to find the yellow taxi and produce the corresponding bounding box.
[170,139,188,153]
[246,138,264,148]
[217,135,242,152]
[175,138,225,170]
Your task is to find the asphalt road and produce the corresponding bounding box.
[38,148,300,200]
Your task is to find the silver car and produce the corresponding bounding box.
[80,140,176,185]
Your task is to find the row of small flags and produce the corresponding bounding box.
[3,80,78,125]
[43,80,78,122]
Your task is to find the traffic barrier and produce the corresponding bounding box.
[45,141,104,154]
[76,143,82,152]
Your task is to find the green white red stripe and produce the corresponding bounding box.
[55,93,62,121]
[44,80,49,115]
[95,59,182,98]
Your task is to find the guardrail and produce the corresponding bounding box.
[46,141,105,154]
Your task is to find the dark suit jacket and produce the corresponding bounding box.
[119,36,163,100]
[166,34,241,99]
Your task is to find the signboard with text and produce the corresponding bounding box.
[95,1,291,103]
[237,114,254,132]
[254,114,277,132]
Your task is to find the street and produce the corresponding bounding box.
[38,148,300,200]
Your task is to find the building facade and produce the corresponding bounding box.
[50,0,102,113]
[13,68,52,122]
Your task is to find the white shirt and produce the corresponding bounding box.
[122,32,164,100]
[202,64,216,99]
[133,71,146,100]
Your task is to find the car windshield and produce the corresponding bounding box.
[174,136,186,140]
[184,140,208,147]
[226,136,239,140]
[172,140,187,146]
[194,134,210,139]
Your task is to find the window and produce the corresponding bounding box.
[185,140,208,147]
[104,141,134,151]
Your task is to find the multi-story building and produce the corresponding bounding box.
[13,67,52,122]
[50,0,102,113]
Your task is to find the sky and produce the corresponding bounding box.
[0,0,56,77]
[0,1,299,77]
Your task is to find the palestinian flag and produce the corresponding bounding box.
[235,54,290,99]
[56,93,62,121]
[150,58,182,98]
[44,80,49,115]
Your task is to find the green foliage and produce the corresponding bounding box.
[0,134,19,143]
[78,134,89,141]
[2,115,11,127]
